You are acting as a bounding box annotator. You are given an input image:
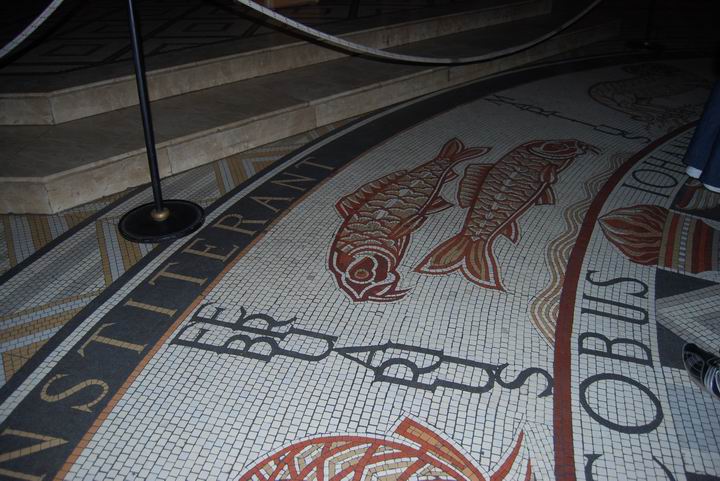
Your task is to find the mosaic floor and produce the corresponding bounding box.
[1,55,719,480]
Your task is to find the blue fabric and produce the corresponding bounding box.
[684,81,720,189]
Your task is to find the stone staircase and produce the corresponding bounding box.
[0,0,619,214]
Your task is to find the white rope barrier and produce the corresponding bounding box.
[0,0,603,65]
[234,0,604,65]
[0,0,66,60]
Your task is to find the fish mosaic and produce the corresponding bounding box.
[329,138,490,302]
[416,139,598,291]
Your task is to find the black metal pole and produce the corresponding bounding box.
[127,0,166,219]
[626,0,664,51]
[643,0,657,42]
[118,0,204,243]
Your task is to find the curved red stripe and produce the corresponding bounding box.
[553,122,696,480]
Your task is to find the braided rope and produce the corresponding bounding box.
[234,0,604,65]
[0,0,66,60]
[0,0,603,65]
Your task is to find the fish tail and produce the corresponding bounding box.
[439,138,491,166]
[416,234,504,290]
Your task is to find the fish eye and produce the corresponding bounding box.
[354,268,370,280]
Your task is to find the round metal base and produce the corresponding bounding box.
[625,39,665,52]
[119,200,204,243]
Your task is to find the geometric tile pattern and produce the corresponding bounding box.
[0,123,341,384]
[656,284,720,353]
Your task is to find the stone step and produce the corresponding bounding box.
[0,13,620,215]
[0,0,551,125]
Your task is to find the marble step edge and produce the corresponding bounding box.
[0,0,551,126]
[0,19,619,215]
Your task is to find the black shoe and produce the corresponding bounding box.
[683,343,720,400]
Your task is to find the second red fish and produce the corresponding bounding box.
[416,139,599,291]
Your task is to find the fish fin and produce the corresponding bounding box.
[335,170,407,218]
[425,196,454,215]
[501,221,520,243]
[452,146,492,163]
[416,234,471,275]
[395,234,410,260]
[535,187,556,206]
[439,138,492,164]
[416,234,504,291]
[457,164,492,208]
[389,214,426,240]
[367,286,409,302]
[462,239,505,291]
[335,196,363,219]
[540,164,558,183]
[438,138,465,159]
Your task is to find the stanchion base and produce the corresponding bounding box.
[625,39,665,51]
[119,199,204,243]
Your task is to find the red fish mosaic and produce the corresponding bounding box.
[599,204,719,273]
[417,139,598,291]
[238,418,530,481]
[329,138,490,302]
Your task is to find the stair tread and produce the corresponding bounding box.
[0,12,613,179]
[0,0,523,94]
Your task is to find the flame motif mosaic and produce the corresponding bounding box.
[240,418,530,481]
